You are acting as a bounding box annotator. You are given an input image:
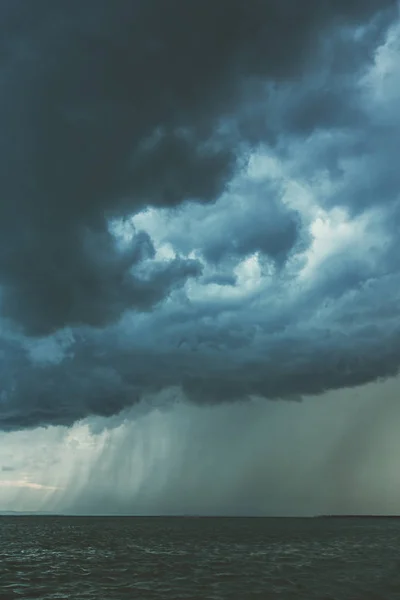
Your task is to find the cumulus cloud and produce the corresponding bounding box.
[0,0,399,430]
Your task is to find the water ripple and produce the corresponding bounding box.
[0,516,399,599]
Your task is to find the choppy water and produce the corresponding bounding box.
[1,516,400,599]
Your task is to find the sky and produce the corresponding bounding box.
[0,0,400,515]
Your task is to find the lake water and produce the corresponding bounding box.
[0,516,399,599]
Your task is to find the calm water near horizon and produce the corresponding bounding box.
[1,516,400,599]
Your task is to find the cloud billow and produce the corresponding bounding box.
[0,0,399,429]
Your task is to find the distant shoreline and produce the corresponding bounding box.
[315,514,400,519]
[1,512,400,518]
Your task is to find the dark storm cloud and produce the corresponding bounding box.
[0,0,395,335]
[0,226,201,335]
[3,258,400,431]
[2,271,400,432]
[0,0,398,430]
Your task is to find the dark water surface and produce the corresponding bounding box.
[1,516,400,599]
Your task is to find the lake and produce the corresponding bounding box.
[1,516,399,599]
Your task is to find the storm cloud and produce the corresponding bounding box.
[0,0,399,430]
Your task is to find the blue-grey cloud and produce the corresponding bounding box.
[0,0,394,335]
[0,0,399,430]
[154,179,308,267]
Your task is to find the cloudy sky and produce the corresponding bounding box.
[0,0,400,515]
